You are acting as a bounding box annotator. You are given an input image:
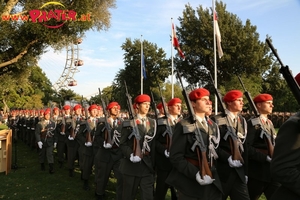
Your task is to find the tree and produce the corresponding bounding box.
[174,2,272,93]
[0,0,116,70]
[112,38,171,109]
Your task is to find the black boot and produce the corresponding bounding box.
[69,169,74,177]
[83,180,90,191]
[95,193,104,200]
[58,161,63,168]
[49,163,54,174]
[41,163,45,171]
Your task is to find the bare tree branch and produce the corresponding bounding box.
[1,0,19,16]
[0,39,38,68]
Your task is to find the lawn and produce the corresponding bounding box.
[0,129,267,200]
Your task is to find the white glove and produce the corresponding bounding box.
[103,141,112,149]
[60,132,65,135]
[68,135,74,140]
[266,156,272,162]
[130,153,141,163]
[54,142,57,148]
[228,156,243,168]
[164,149,170,158]
[37,141,43,149]
[196,172,215,185]
[245,175,248,184]
[85,142,92,147]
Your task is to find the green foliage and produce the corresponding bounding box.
[112,38,171,109]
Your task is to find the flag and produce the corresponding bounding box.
[172,23,185,60]
[141,43,147,79]
[142,51,147,79]
[214,11,223,58]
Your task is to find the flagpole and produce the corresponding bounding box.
[171,18,174,99]
[141,35,143,94]
[213,0,218,114]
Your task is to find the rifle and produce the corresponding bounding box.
[266,38,300,105]
[238,76,274,158]
[150,91,159,120]
[209,72,244,164]
[176,71,212,178]
[99,88,113,146]
[158,85,174,153]
[59,102,66,134]
[124,81,143,158]
[84,102,93,145]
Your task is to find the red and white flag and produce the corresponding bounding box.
[172,22,185,60]
[214,11,223,58]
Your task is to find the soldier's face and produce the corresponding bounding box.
[109,106,118,117]
[192,96,210,114]
[75,109,81,116]
[44,113,50,120]
[137,102,150,115]
[168,103,181,116]
[257,101,273,114]
[227,98,244,112]
[90,109,97,117]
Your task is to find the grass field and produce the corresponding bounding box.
[0,128,267,200]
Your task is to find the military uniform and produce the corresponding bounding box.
[81,104,100,190]
[57,111,72,168]
[94,115,123,199]
[270,73,300,200]
[35,113,57,173]
[247,94,279,200]
[166,88,222,200]
[119,94,156,200]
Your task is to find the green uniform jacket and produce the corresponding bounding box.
[271,112,300,198]
[119,117,156,176]
[166,117,222,197]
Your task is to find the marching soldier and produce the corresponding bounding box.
[94,101,123,200]
[212,90,250,200]
[270,73,300,200]
[155,97,182,200]
[247,94,279,199]
[119,94,157,200]
[57,105,72,168]
[82,104,99,190]
[67,104,85,177]
[166,88,222,199]
[35,108,57,174]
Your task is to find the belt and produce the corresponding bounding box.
[185,157,210,167]
[256,148,268,155]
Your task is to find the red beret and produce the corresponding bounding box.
[97,105,102,110]
[44,108,51,116]
[88,104,98,111]
[168,98,182,106]
[53,107,59,111]
[39,110,44,114]
[63,105,71,110]
[73,104,82,111]
[253,93,273,103]
[117,104,121,110]
[189,88,210,101]
[106,102,119,110]
[295,73,300,86]
[156,102,163,109]
[223,90,243,102]
[134,94,151,104]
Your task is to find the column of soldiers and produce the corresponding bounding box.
[9,77,300,200]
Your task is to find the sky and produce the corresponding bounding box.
[38,0,300,98]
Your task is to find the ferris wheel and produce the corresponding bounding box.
[52,38,84,92]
